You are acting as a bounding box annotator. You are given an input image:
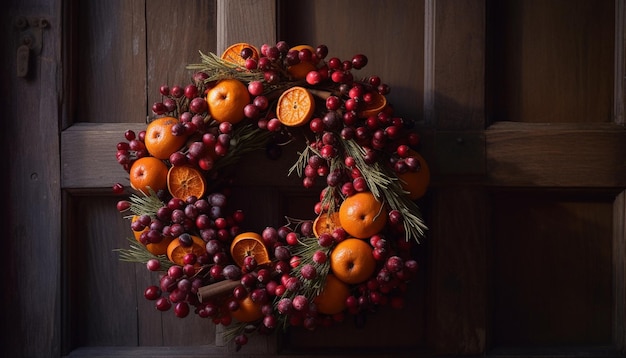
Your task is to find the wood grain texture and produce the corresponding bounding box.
[488,0,614,124]
[486,122,626,188]
[429,187,487,355]
[615,191,626,352]
[1,3,63,356]
[491,191,614,348]
[146,0,216,115]
[433,0,485,130]
[76,0,147,124]
[217,0,276,53]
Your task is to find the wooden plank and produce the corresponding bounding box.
[429,187,487,354]
[1,3,63,357]
[486,122,626,188]
[434,0,485,130]
[615,190,626,352]
[146,0,216,117]
[488,0,614,124]
[216,0,276,54]
[76,0,147,124]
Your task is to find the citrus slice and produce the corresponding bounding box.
[358,91,387,118]
[313,211,341,237]
[167,165,206,202]
[230,232,271,268]
[276,86,315,127]
[221,42,259,67]
[166,235,206,265]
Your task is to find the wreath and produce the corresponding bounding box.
[113,41,429,349]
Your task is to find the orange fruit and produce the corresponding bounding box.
[338,192,387,239]
[230,232,271,268]
[288,61,317,80]
[358,91,387,118]
[144,117,187,160]
[130,216,172,255]
[206,78,250,124]
[276,86,315,127]
[230,294,263,323]
[129,156,168,195]
[167,165,206,202]
[313,211,341,237]
[398,151,430,200]
[221,42,259,67]
[289,44,318,63]
[313,274,350,315]
[166,235,206,265]
[330,238,376,285]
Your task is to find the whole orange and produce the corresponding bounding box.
[313,274,350,315]
[330,238,376,284]
[131,215,172,255]
[129,156,168,195]
[287,44,318,79]
[230,294,263,323]
[398,151,430,200]
[338,192,387,239]
[144,117,187,160]
[206,78,250,124]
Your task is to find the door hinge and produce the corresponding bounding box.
[14,16,49,78]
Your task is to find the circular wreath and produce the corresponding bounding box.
[113,41,429,349]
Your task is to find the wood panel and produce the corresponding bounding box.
[491,191,614,349]
[76,0,147,124]
[488,0,614,124]
[486,122,626,188]
[1,0,63,357]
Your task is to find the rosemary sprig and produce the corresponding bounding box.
[126,188,165,219]
[343,139,427,243]
[289,237,332,298]
[114,238,173,270]
[212,123,272,172]
[186,51,264,83]
[287,144,315,178]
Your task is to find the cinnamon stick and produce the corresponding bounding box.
[197,280,240,302]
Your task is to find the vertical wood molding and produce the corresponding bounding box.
[615,190,626,352]
[424,0,436,126]
[216,0,276,54]
[615,0,625,125]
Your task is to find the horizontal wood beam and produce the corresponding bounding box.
[486,122,626,188]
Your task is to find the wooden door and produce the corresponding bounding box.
[3,0,625,357]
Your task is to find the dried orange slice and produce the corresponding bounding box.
[221,42,259,67]
[276,86,315,127]
[358,91,387,118]
[313,211,341,237]
[167,235,206,265]
[230,232,271,268]
[167,165,206,202]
